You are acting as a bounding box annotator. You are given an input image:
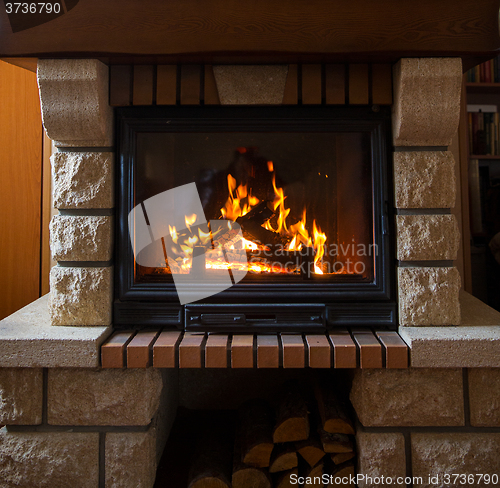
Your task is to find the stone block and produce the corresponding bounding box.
[0,368,42,425]
[350,368,464,427]
[0,429,99,488]
[51,152,114,209]
[49,266,112,326]
[396,215,460,261]
[106,429,157,488]
[392,58,462,146]
[393,151,456,208]
[398,267,461,325]
[356,432,406,488]
[0,295,110,368]
[469,368,500,427]
[48,368,163,426]
[50,215,113,262]
[37,59,113,146]
[213,65,288,104]
[412,433,500,487]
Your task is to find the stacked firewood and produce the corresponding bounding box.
[187,379,356,488]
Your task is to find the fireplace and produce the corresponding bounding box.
[2,0,500,486]
[115,106,395,330]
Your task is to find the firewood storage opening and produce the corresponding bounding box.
[154,369,356,488]
[116,106,395,329]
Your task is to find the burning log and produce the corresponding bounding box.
[269,444,298,473]
[236,200,288,248]
[187,426,233,488]
[273,381,310,443]
[233,434,272,488]
[295,432,325,467]
[238,400,275,468]
[314,378,355,435]
[319,431,354,453]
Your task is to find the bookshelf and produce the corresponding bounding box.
[464,56,500,309]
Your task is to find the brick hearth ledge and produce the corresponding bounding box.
[0,292,499,368]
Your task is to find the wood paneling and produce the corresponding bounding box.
[110,65,132,106]
[101,330,136,368]
[351,329,383,369]
[231,334,254,368]
[329,331,357,368]
[371,64,393,105]
[133,65,154,106]
[101,330,410,369]
[127,330,158,368]
[375,330,409,369]
[179,332,205,368]
[110,62,394,107]
[153,330,182,368]
[348,64,369,105]
[305,335,331,368]
[180,65,201,105]
[205,334,229,368]
[280,334,305,368]
[0,61,43,320]
[257,335,280,368]
[325,64,346,105]
[302,64,322,105]
[156,65,177,105]
[0,0,498,69]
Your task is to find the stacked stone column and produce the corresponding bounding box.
[392,58,462,326]
[36,59,115,326]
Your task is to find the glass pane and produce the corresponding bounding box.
[132,131,374,283]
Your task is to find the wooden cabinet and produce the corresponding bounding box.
[0,60,51,320]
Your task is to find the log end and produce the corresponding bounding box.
[243,443,274,468]
[189,477,231,488]
[272,418,310,443]
[269,451,298,473]
[296,445,325,468]
[232,467,272,488]
[323,419,355,436]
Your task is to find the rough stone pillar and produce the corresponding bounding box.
[37,60,114,326]
[392,58,462,326]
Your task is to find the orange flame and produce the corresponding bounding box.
[220,174,260,222]
[312,220,327,274]
[165,161,329,275]
[219,169,327,273]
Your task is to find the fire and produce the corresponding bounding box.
[168,225,178,244]
[312,220,327,274]
[219,165,328,273]
[185,213,197,231]
[220,174,260,221]
[159,154,330,276]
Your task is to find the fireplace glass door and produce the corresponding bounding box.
[116,106,395,328]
